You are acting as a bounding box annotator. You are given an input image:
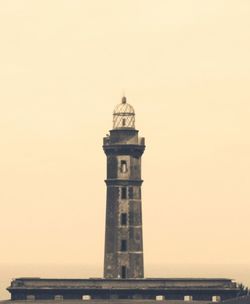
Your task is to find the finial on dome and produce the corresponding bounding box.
[122,96,127,104]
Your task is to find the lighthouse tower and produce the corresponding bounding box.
[103,97,145,279]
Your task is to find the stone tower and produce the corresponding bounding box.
[103,97,145,279]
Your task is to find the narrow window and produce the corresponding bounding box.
[212,296,221,302]
[121,213,127,226]
[121,266,127,279]
[121,239,127,251]
[121,187,127,199]
[121,160,127,173]
[156,295,165,301]
[129,187,133,199]
[122,118,126,126]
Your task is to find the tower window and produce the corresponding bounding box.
[121,239,127,251]
[129,187,133,199]
[121,213,127,226]
[121,187,127,199]
[122,118,126,126]
[121,160,128,173]
[121,266,127,279]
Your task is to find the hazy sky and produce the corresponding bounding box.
[0,0,250,271]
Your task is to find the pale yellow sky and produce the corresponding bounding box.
[0,0,250,270]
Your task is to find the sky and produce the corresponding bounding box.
[0,0,250,276]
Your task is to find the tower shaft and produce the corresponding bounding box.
[103,128,145,279]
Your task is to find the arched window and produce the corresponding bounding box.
[121,160,128,173]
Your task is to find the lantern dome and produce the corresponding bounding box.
[113,96,135,129]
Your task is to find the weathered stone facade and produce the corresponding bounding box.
[7,278,240,301]
[103,103,145,279]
